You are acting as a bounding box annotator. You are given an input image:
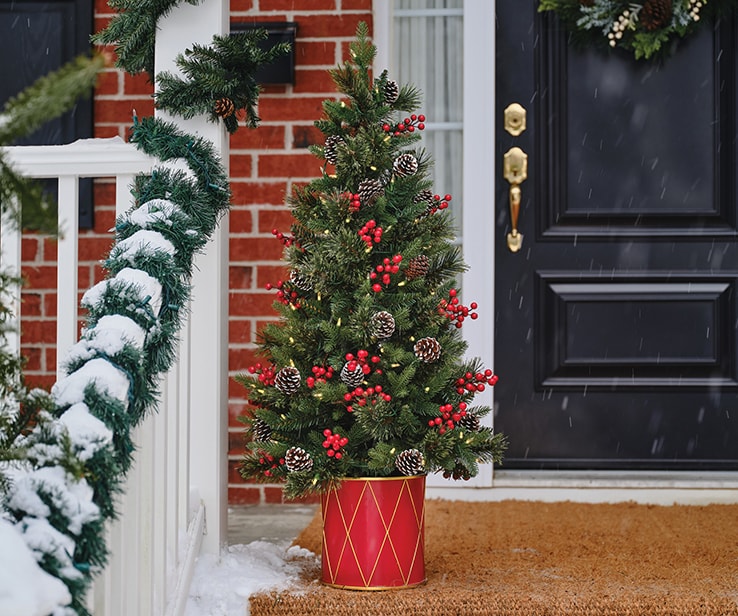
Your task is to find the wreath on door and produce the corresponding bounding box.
[538,0,731,60]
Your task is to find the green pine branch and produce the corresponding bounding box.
[92,0,200,79]
[155,31,290,133]
[0,53,105,234]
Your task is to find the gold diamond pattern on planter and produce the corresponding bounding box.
[321,475,426,589]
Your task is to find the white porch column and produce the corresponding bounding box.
[155,0,229,555]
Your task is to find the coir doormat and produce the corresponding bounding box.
[249,499,738,615]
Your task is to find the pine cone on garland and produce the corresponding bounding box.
[384,79,400,104]
[393,153,419,177]
[285,447,313,472]
[458,413,480,432]
[395,449,426,476]
[414,337,441,363]
[357,178,384,206]
[251,418,272,442]
[405,255,430,280]
[324,135,342,164]
[214,97,235,118]
[340,362,365,387]
[640,0,673,31]
[274,366,301,395]
[370,311,396,339]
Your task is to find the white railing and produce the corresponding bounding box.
[1,137,225,615]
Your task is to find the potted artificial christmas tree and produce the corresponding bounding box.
[237,23,506,590]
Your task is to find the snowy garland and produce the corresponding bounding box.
[539,0,732,60]
[94,0,288,132]
[0,116,230,616]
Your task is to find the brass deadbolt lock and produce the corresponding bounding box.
[503,103,526,136]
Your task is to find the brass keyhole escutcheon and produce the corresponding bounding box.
[503,103,527,136]
[503,146,528,253]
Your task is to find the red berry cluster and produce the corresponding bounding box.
[258,451,285,477]
[426,193,452,216]
[345,350,381,376]
[247,362,277,386]
[428,402,468,435]
[271,228,298,248]
[349,193,361,213]
[383,114,426,136]
[439,289,479,328]
[265,280,302,310]
[306,365,335,388]
[343,385,392,413]
[358,220,382,248]
[455,370,498,395]
[322,429,348,459]
[370,254,403,293]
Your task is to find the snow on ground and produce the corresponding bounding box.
[184,541,318,616]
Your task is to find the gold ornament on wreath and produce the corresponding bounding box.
[538,0,722,61]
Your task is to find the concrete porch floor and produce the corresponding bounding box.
[227,504,318,546]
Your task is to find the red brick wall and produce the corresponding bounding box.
[18,0,373,505]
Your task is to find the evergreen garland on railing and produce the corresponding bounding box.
[155,31,289,134]
[92,0,201,79]
[1,116,231,615]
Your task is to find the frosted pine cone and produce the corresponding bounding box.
[285,447,313,472]
[393,153,419,177]
[395,449,425,476]
[405,255,430,280]
[251,418,272,442]
[214,97,235,118]
[358,178,384,206]
[274,366,301,395]
[413,189,436,217]
[384,80,399,104]
[324,135,342,164]
[340,362,365,388]
[370,311,396,339]
[289,269,312,291]
[458,413,480,432]
[414,337,441,363]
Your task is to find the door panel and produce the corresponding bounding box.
[494,2,738,470]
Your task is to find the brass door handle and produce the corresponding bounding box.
[503,146,528,253]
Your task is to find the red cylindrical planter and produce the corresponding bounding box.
[321,475,426,590]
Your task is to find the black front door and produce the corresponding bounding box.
[494,2,738,470]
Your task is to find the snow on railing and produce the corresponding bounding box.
[1,137,211,615]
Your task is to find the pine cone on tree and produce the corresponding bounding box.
[285,446,314,472]
[357,178,384,207]
[370,311,396,339]
[405,255,430,280]
[413,189,437,217]
[251,418,272,442]
[414,337,441,363]
[340,362,365,387]
[384,79,399,104]
[395,449,426,476]
[458,413,480,432]
[443,462,471,480]
[640,0,673,31]
[214,97,235,118]
[289,269,312,291]
[393,153,419,177]
[274,366,301,395]
[324,135,342,164]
